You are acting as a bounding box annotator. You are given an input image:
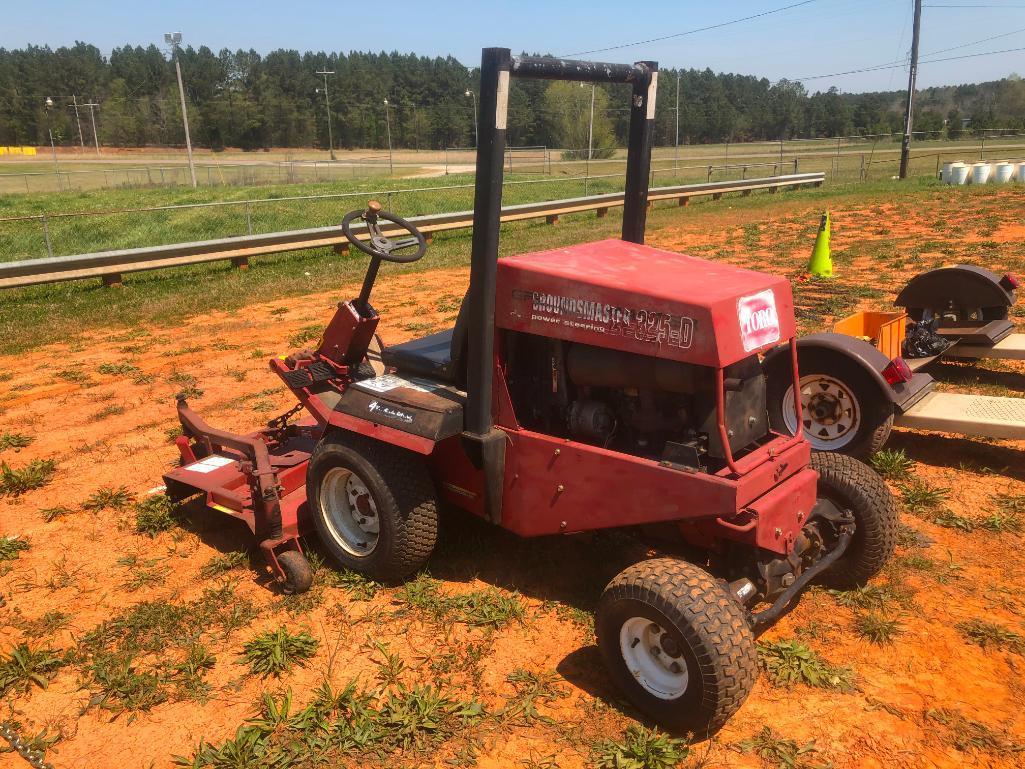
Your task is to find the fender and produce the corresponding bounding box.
[764,332,933,413]
[896,265,1015,320]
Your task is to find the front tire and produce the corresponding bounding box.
[812,451,898,588]
[596,558,758,737]
[307,432,438,582]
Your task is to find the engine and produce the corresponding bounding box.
[504,332,769,471]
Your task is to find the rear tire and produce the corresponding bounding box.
[767,353,893,459]
[811,451,898,588]
[596,558,758,737]
[307,432,438,582]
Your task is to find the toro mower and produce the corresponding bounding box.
[163,48,897,735]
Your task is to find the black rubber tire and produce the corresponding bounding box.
[307,431,438,582]
[277,550,314,594]
[811,451,898,589]
[596,557,758,737]
[766,352,894,460]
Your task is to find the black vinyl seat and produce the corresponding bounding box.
[381,329,456,382]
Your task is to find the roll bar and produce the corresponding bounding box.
[462,48,658,489]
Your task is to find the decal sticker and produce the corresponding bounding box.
[367,400,414,424]
[513,289,694,349]
[738,289,780,352]
[354,374,441,394]
[183,455,235,474]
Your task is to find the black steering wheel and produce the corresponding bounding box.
[341,201,427,263]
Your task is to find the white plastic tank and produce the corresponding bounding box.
[950,162,970,185]
[971,162,992,184]
[994,161,1015,183]
[941,161,955,183]
[1017,162,1025,182]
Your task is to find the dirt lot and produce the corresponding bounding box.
[3,186,1025,768]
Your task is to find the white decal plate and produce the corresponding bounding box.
[738,289,781,352]
[354,374,442,394]
[183,455,235,474]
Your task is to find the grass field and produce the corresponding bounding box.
[2,178,1025,768]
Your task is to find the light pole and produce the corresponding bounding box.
[316,69,336,160]
[83,101,101,154]
[674,73,681,175]
[585,83,595,160]
[465,89,478,147]
[165,31,197,188]
[44,97,61,191]
[383,98,393,175]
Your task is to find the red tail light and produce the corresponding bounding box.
[1001,273,1019,292]
[882,357,913,386]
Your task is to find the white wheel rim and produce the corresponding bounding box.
[782,374,862,450]
[618,617,689,699]
[319,467,380,556]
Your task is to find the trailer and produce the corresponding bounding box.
[765,265,1025,457]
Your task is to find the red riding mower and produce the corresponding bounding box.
[164,49,897,735]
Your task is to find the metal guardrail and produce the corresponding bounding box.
[0,173,824,289]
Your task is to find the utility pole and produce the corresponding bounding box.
[465,89,478,147]
[899,0,923,180]
[70,95,85,149]
[674,73,681,174]
[83,101,101,154]
[383,99,393,175]
[316,69,336,160]
[44,97,62,191]
[165,32,197,188]
[587,83,595,161]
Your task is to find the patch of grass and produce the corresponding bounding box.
[40,505,75,522]
[899,478,950,514]
[871,448,913,480]
[79,583,258,713]
[0,644,66,695]
[17,610,71,639]
[287,325,323,348]
[225,366,247,382]
[828,584,891,610]
[174,384,204,400]
[758,639,854,691]
[0,535,30,561]
[396,574,525,628]
[56,368,91,384]
[957,619,1025,655]
[83,485,137,512]
[132,372,156,385]
[0,459,56,496]
[853,613,902,645]
[593,725,689,769]
[90,403,126,421]
[241,627,319,678]
[134,494,182,536]
[933,509,975,531]
[981,494,1025,533]
[200,550,250,579]
[739,726,822,769]
[501,669,566,725]
[926,707,1025,755]
[117,554,170,592]
[98,362,139,375]
[165,425,184,442]
[323,567,381,601]
[0,432,33,451]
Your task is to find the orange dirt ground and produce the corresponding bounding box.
[3,189,1025,768]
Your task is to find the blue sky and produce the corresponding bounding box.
[3,0,1024,92]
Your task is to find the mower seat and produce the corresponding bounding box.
[381,329,458,383]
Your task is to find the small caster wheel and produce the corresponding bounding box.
[276,550,313,594]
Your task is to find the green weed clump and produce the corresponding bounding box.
[0,432,33,451]
[134,494,181,536]
[396,574,525,628]
[241,627,319,678]
[0,644,66,695]
[200,551,250,579]
[592,725,689,769]
[0,535,30,562]
[83,485,137,512]
[854,613,902,645]
[758,639,854,691]
[739,726,822,769]
[0,459,56,496]
[871,448,913,480]
[957,619,1025,655]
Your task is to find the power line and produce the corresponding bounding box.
[924,4,1025,7]
[793,43,1025,81]
[561,0,822,57]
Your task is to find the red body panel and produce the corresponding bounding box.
[495,239,796,367]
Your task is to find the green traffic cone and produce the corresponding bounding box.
[808,211,832,278]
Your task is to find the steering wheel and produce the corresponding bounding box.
[341,201,427,263]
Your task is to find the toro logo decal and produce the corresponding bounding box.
[737,289,780,352]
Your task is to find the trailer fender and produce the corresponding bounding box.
[895,264,1016,321]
